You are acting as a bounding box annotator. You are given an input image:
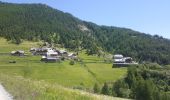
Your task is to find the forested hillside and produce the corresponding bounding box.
[97,64,170,100]
[1,1,170,64]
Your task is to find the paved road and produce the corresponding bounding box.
[0,84,12,100]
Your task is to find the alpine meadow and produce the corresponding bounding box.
[0,1,169,100]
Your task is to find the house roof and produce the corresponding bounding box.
[30,48,37,51]
[17,50,24,53]
[11,50,24,54]
[114,54,123,59]
[59,50,67,54]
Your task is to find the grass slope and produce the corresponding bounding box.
[0,38,127,99]
[0,38,127,88]
[0,74,130,100]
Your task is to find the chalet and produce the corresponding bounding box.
[40,48,60,62]
[41,56,59,62]
[68,53,77,59]
[30,48,37,52]
[113,54,124,63]
[58,50,68,56]
[41,55,60,62]
[11,50,24,56]
[113,54,138,67]
[123,57,133,63]
[45,57,59,62]
[46,49,58,57]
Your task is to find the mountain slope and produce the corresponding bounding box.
[1,1,170,64]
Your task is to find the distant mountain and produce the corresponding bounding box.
[1,1,170,64]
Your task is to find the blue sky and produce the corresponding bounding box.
[1,0,170,39]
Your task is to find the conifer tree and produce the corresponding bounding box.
[101,82,109,95]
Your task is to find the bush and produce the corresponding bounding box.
[61,57,65,61]
[93,83,100,94]
[113,79,130,98]
[135,79,158,100]
[69,60,75,65]
[101,83,109,95]
[145,63,162,69]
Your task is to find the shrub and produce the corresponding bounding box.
[93,83,100,94]
[69,60,75,65]
[101,83,109,95]
[61,57,65,61]
[113,79,130,98]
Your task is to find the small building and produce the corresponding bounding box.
[11,50,24,56]
[114,54,124,59]
[123,57,133,63]
[45,57,58,62]
[58,50,68,56]
[30,48,37,52]
[113,54,138,67]
[41,56,60,62]
[40,48,60,62]
[68,53,77,59]
[113,54,124,63]
[46,50,58,57]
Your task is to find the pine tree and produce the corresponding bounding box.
[135,79,157,100]
[101,82,109,95]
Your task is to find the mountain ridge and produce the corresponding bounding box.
[0,1,170,64]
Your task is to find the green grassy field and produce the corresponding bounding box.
[0,38,128,99]
[0,38,127,88]
[0,74,131,100]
